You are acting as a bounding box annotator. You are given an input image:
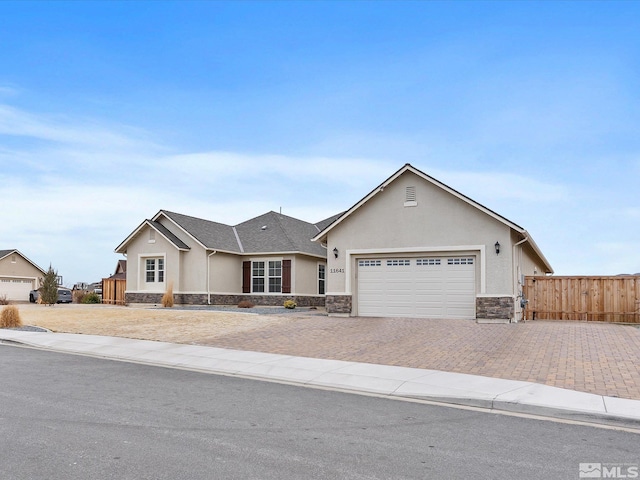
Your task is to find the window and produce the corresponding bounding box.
[386,259,410,266]
[146,259,155,282]
[359,260,381,267]
[268,261,282,293]
[417,258,441,266]
[252,260,282,293]
[448,258,474,265]
[158,258,164,282]
[318,264,325,295]
[145,258,165,282]
[252,261,265,292]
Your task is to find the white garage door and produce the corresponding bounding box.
[0,278,34,301]
[357,257,476,319]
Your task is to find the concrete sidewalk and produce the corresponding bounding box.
[2,329,639,429]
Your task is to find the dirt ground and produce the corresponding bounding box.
[14,303,296,344]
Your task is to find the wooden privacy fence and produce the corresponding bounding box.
[523,276,640,323]
[102,278,126,306]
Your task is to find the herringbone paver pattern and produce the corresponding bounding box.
[197,316,640,400]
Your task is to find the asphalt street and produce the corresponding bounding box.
[1,344,638,480]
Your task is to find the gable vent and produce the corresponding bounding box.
[404,186,417,207]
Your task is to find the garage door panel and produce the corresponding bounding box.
[358,257,475,319]
[0,278,34,301]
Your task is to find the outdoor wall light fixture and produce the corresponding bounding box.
[333,247,339,259]
[495,241,501,255]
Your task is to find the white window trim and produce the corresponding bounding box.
[318,263,326,295]
[137,253,167,290]
[250,258,283,295]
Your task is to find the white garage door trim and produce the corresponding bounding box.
[357,256,476,319]
[0,277,36,301]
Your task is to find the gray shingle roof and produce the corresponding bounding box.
[235,211,326,256]
[314,212,345,232]
[154,210,328,257]
[160,211,241,253]
[149,221,191,250]
[0,249,16,260]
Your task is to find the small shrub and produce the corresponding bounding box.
[161,282,174,308]
[81,292,102,304]
[1,305,22,328]
[238,300,255,308]
[283,300,296,309]
[72,290,86,303]
[0,295,9,306]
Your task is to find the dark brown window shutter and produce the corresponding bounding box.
[242,261,251,293]
[282,259,291,294]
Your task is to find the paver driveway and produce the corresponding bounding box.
[198,315,640,401]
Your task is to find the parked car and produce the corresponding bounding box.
[29,288,73,304]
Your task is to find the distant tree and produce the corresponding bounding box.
[40,265,59,306]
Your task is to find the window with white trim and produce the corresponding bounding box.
[252,260,282,293]
[386,259,411,266]
[417,258,441,266]
[318,264,325,295]
[145,258,165,282]
[447,258,474,265]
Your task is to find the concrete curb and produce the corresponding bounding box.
[2,329,640,429]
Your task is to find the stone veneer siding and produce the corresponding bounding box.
[125,292,325,307]
[325,295,353,315]
[476,296,514,320]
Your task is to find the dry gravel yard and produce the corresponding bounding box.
[14,303,300,344]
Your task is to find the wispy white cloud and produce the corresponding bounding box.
[1,99,638,283]
[0,103,160,152]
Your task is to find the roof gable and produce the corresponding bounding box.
[312,163,552,273]
[0,249,46,275]
[313,164,525,242]
[115,218,191,253]
[116,210,329,258]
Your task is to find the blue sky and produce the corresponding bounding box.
[1,1,639,285]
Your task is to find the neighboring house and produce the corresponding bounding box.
[115,210,337,306]
[312,164,553,322]
[0,249,46,302]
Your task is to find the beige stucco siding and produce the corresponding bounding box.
[326,170,514,296]
[208,252,242,293]
[0,254,43,280]
[293,256,325,295]
[124,226,184,292]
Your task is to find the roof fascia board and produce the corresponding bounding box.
[152,211,208,250]
[240,251,327,259]
[115,220,149,253]
[521,230,554,274]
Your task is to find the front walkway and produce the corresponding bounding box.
[197,317,640,401]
